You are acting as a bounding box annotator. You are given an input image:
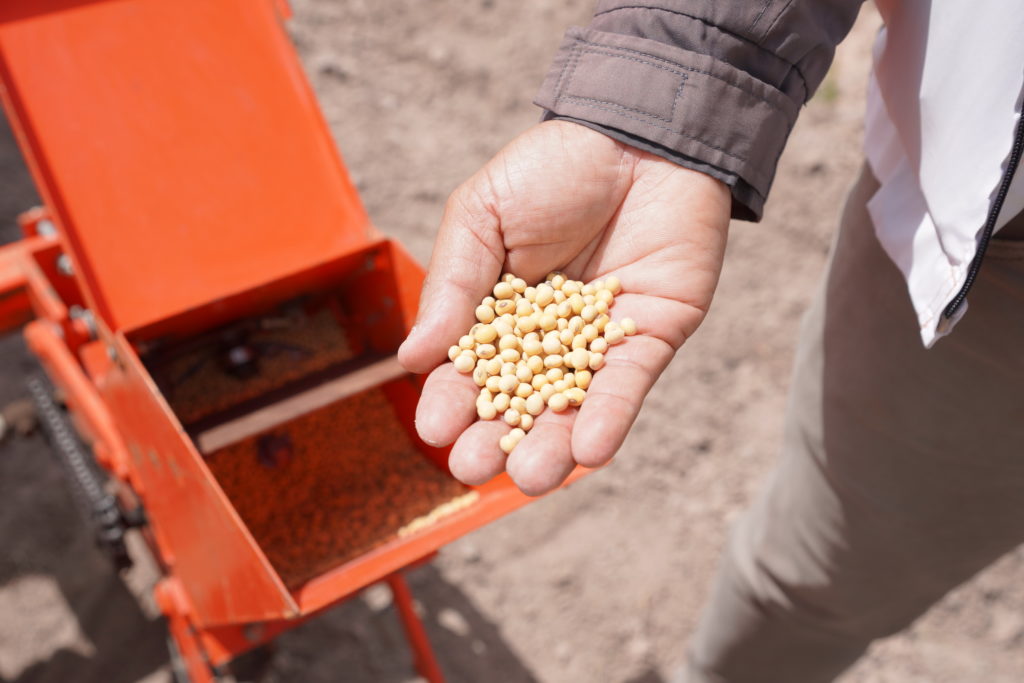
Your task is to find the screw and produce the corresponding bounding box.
[243,623,264,642]
[36,219,58,239]
[56,254,74,276]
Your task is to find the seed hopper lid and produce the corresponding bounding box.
[0,0,372,331]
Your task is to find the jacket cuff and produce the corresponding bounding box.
[534,26,800,221]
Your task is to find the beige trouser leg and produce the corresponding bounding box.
[686,167,1024,682]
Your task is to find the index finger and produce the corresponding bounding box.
[398,185,505,374]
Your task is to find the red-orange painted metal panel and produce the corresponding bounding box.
[101,329,303,626]
[0,0,371,331]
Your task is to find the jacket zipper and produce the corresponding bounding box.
[943,110,1024,319]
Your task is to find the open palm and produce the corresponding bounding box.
[398,121,731,495]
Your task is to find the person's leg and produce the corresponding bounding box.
[685,166,1024,682]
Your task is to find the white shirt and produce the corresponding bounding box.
[864,0,1024,346]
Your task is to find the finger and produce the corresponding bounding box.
[572,331,675,468]
[415,363,478,447]
[505,408,578,497]
[398,185,505,374]
[448,419,511,486]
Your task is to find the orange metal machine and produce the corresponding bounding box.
[0,1,584,680]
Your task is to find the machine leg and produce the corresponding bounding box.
[387,573,445,683]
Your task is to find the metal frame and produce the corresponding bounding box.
[0,1,588,680]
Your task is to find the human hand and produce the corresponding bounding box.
[398,121,731,495]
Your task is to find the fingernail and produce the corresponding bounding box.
[414,418,442,447]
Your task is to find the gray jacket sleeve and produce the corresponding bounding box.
[534,0,866,220]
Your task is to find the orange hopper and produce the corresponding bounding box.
[0,1,586,680]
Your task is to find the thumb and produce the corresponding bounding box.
[398,183,505,374]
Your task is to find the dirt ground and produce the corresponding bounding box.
[2,1,1023,681]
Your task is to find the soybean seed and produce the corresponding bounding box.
[565,387,587,406]
[453,354,475,373]
[494,281,514,299]
[476,305,496,323]
[548,393,569,412]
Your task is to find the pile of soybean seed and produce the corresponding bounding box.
[449,272,637,454]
